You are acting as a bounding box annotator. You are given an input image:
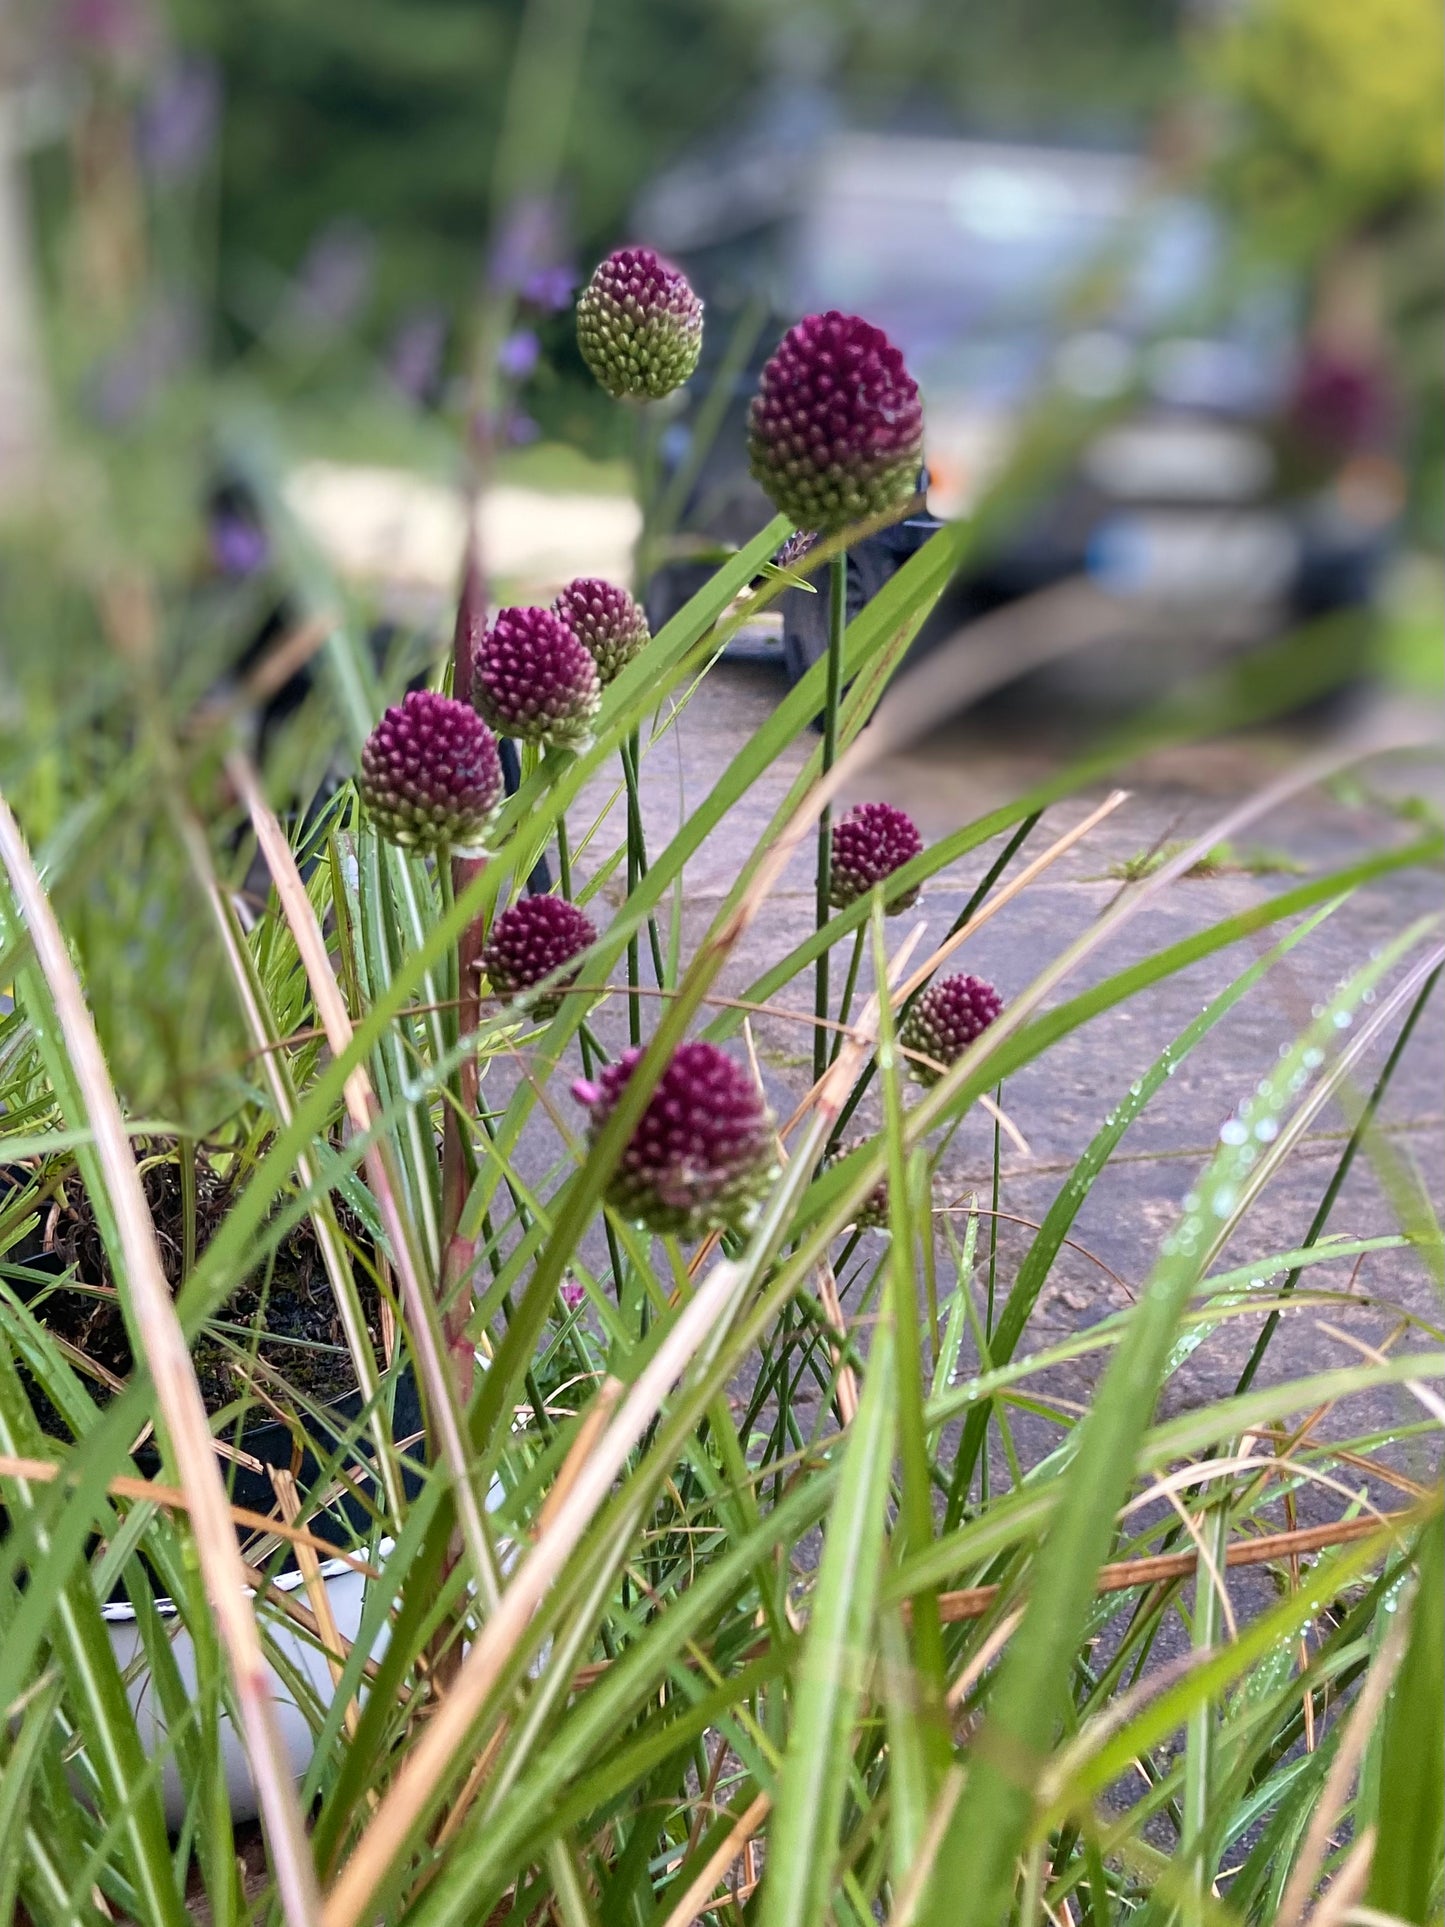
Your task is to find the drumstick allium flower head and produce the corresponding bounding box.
[552,577,651,687]
[357,689,503,856]
[572,1041,776,1239]
[748,311,923,532]
[576,246,703,401]
[901,974,1004,1086]
[828,801,924,913]
[472,606,601,750]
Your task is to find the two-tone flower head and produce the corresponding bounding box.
[481,895,596,1016]
[829,801,924,914]
[573,1040,776,1239]
[472,605,601,750]
[552,577,651,687]
[748,311,924,533]
[358,689,503,855]
[576,246,703,402]
[833,1139,893,1232]
[901,974,1004,1087]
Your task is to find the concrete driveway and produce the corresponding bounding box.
[543,644,1444,1503]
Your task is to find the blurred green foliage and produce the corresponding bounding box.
[160,0,1178,348]
[1211,0,1444,248]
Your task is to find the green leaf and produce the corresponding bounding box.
[1367,1511,1445,1923]
[759,1311,898,1927]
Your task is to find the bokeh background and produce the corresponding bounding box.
[0,0,1440,706]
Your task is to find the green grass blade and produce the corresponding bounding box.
[922,930,1425,1927]
[758,1311,898,1927]
[948,903,1338,1515]
[1367,1510,1444,1924]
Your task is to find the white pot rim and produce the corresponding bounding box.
[99,1546,388,1622]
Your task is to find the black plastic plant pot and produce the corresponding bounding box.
[1,1165,440,1827]
[0,1163,423,1588]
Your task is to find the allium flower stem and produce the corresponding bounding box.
[632,403,660,587]
[618,730,666,1049]
[544,747,574,900]
[621,729,645,1047]
[829,924,867,1068]
[620,407,669,1048]
[814,551,848,1084]
[435,549,490,1418]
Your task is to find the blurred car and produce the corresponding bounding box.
[638,129,1400,700]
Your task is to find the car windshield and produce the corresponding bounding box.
[791,138,1223,399]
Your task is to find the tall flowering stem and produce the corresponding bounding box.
[745,311,922,1084]
[814,552,847,1083]
[576,249,703,1050]
[440,552,489,1394]
[626,410,655,1047]
[553,574,664,1041]
[831,926,867,1068]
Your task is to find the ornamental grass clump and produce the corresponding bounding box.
[575,245,704,400]
[357,688,503,854]
[472,604,601,749]
[748,309,924,531]
[572,1041,776,1238]
[481,894,596,1014]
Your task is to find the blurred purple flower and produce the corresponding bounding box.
[289,219,375,336]
[490,194,564,292]
[520,265,576,313]
[138,57,220,179]
[61,0,152,58]
[560,1280,586,1311]
[504,411,541,446]
[497,329,541,381]
[209,511,269,578]
[387,308,448,404]
[87,299,197,425]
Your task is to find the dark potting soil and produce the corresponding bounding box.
[29,1154,386,1428]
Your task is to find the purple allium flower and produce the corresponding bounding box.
[482,895,597,1015]
[748,311,924,533]
[552,577,651,687]
[358,689,503,855]
[472,607,601,749]
[572,1041,776,1239]
[829,801,924,914]
[900,974,1004,1087]
[576,247,704,402]
[498,329,541,381]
